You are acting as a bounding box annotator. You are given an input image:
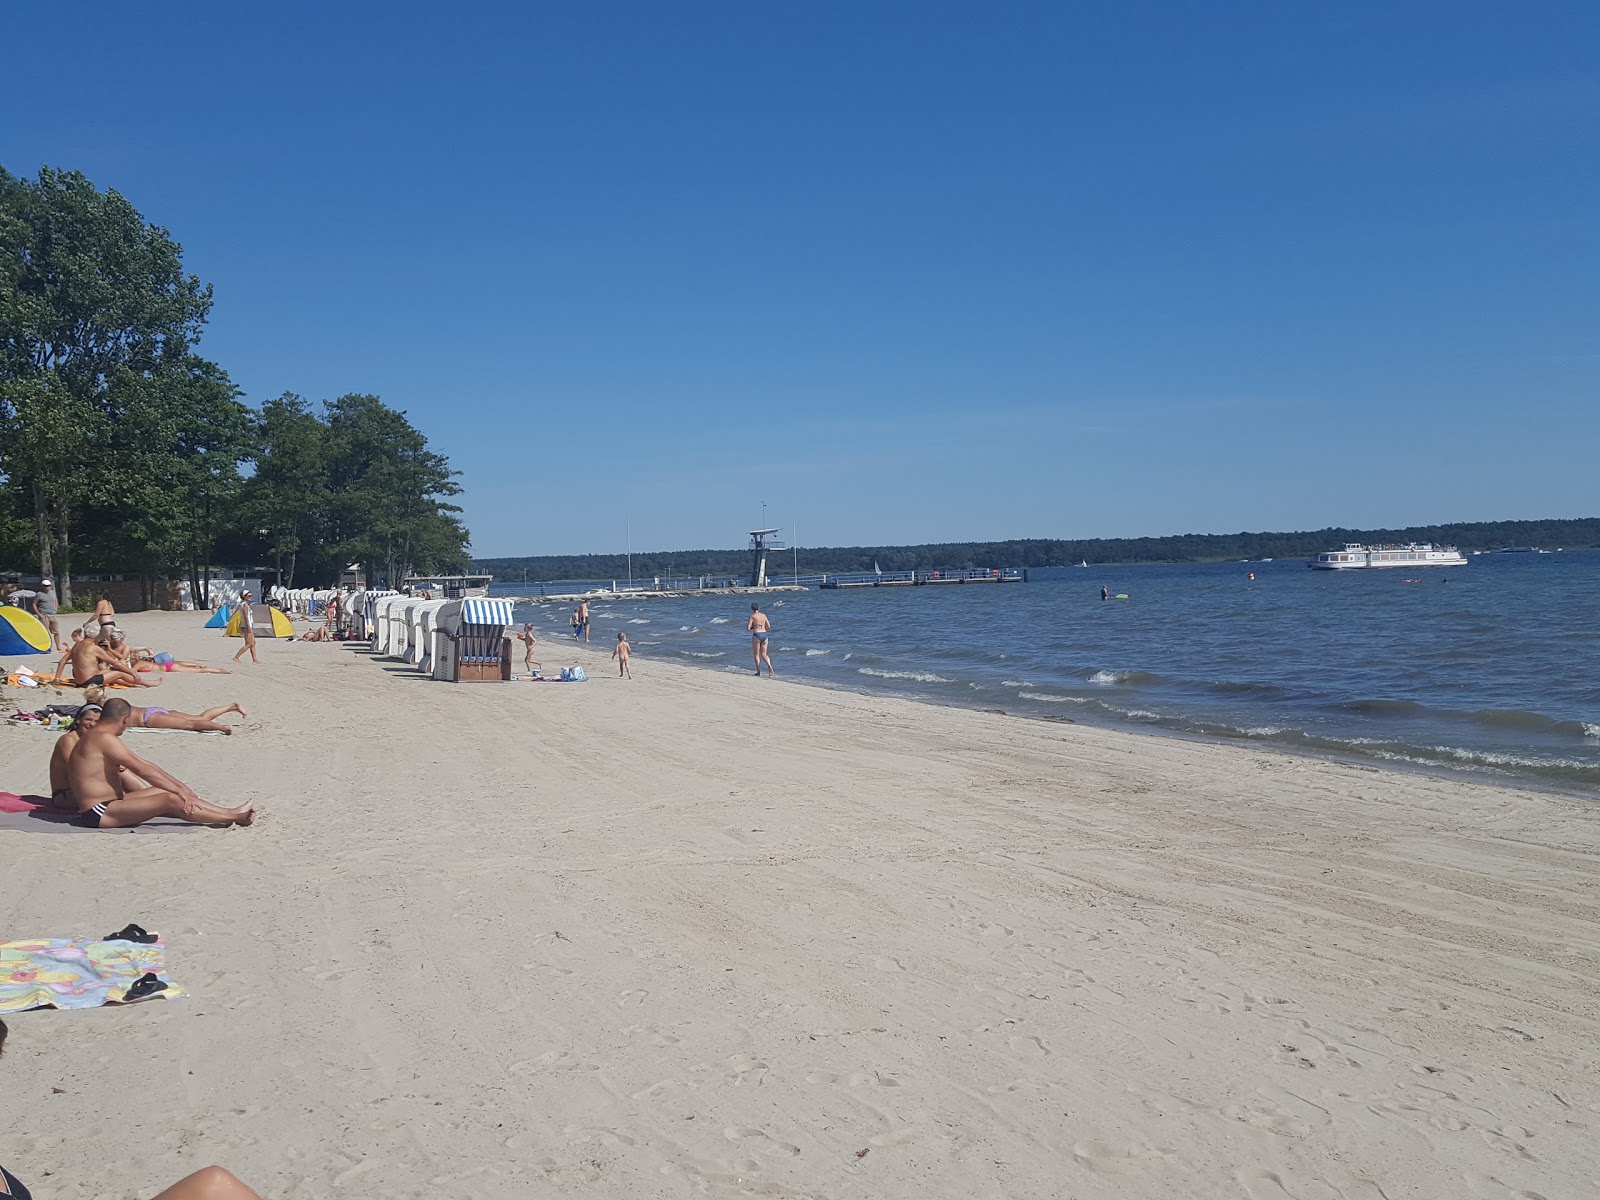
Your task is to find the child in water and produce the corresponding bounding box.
[612,631,632,679]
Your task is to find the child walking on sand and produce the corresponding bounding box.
[517,622,541,677]
[612,631,632,679]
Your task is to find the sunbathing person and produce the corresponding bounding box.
[63,633,158,689]
[45,703,103,811]
[67,699,255,828]
[90,631,229,675]
[82,686,247,733]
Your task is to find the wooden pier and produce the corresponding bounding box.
[819,568,1025,590]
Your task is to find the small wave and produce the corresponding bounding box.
[1001,679,1030,688]
[856,667,954,683]
[678,625,699,632]
[1338,699,1427,717]
[628,618,651,625]
[804,649,830,656]
[1204,679,1289,699]
[1088,669,1161,686]
[684,651,725,659]
[710,617,732,624]
[1585,723,1600,740]
[1470,708,1594,737]
[1018,691,1079,704]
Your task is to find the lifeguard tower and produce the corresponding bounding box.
[748,528,785,587]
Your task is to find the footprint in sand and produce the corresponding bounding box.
[618,988,648,1008]
[1008,1034,1053,1058]
[1064,967,1124,1004]
[724,1127,801,1156]
[806,1070,900,1088]
[1070,1140,1172,1176]
[726,1055,768,1087]
[621,1023,681,1046]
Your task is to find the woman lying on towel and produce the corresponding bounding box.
[1,1018,266,1200]
[83,686,247,734]
[99,631,230,675]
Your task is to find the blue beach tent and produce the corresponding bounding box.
[1,606,52,656]
[203,604,232,629]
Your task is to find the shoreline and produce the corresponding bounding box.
[3,612,1597,1197]
[550,630,1600,802]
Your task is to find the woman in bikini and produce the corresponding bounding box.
[81,590,117,637]
[82,686,247,734]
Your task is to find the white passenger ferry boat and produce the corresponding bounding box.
[1308,543,1468,570]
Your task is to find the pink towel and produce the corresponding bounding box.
[0,793,48,813]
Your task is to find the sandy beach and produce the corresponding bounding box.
[2,610,1597,1199]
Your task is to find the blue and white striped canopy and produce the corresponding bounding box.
[461,598,513,626]
[363,590,398,617]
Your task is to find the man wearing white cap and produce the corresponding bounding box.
[32,580,62,651]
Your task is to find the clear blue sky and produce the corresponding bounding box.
[7,2,1597,556]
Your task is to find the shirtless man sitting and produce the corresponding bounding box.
[62,632,159,690]
[66,699,255,829]
[46,703,102,811]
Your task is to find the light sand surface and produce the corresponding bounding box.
[2,611,1598,1199]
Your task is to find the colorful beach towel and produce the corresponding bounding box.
[1,931,185,1013]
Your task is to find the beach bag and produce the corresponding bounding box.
[560,666,587,682]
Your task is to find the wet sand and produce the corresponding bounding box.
[1,611,1596,1198]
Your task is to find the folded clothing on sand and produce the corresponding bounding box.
[1,931,185,1013]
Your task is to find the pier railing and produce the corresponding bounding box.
[488,568,1025,602]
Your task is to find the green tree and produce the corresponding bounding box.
[0,165,214,602]
[243,392,331,588]
[323,393,466,586]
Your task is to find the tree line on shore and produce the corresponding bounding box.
[476,518,1600,583]
[0,166,470,605]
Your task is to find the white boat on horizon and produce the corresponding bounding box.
[1308,543,1467,570]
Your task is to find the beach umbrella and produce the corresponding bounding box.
[203,604,232,629]
[0,606,52,656]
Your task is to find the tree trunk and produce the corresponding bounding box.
[32,480,54,589]
[286,549,297,589]
[53,495,72,607]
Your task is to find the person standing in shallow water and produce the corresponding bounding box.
[747,603,774,677]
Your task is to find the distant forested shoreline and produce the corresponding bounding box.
[476,518,1599,582]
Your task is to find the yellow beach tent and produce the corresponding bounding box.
[0,606,53,655]
[225,605,295,639]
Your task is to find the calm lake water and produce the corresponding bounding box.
[496,552,1600,793]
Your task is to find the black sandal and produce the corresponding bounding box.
[103,924,157,944]
[121,973,168,1002]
